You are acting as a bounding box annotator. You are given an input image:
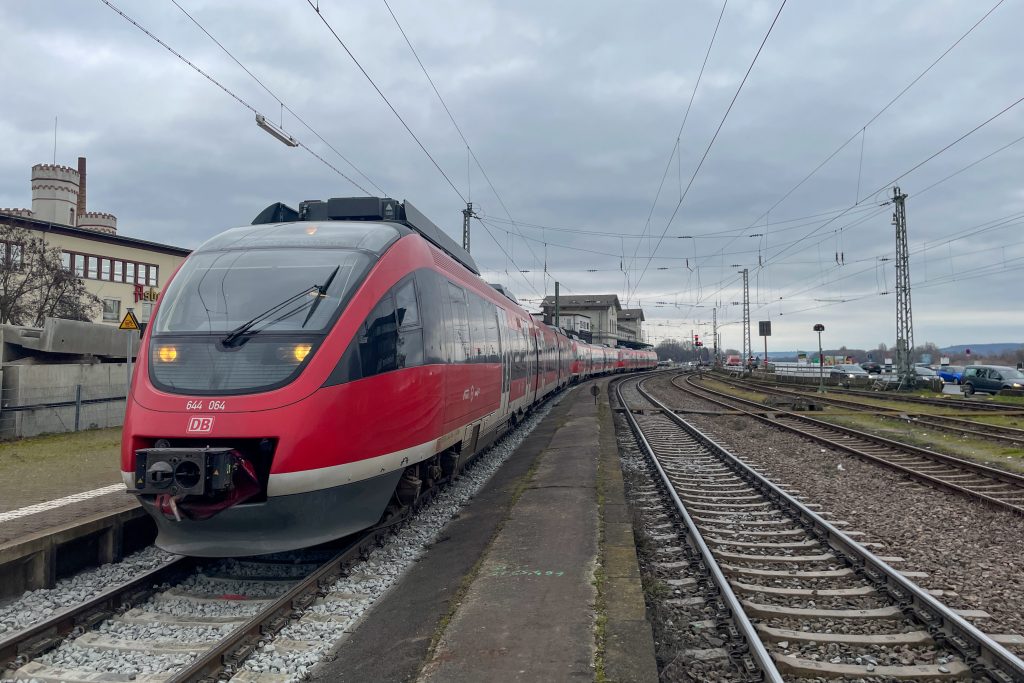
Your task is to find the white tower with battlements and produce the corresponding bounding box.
[31,163,80,226]
[18,157,118,233]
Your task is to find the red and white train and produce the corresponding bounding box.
[122,197,657,556]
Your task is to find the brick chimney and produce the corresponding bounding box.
[76,156,86,224]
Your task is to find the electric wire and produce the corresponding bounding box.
[474,218,542,298]
[169,0,386,196]
[96,0,373,194]
[628,0,787,303]
[679,0,1007,306]
[381,0,545,290]
[304,0,466,203]
[747,0,1005,228]
[763,91,1024,269]
[629,0,728,280]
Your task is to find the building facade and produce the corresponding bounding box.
[540,294,622,346]
[1,157,190,326]
[559,313,592,341]
[617,308,644,343]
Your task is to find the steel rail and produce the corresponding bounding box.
[0,555,197,670]
[168,525,387,683]
[784,381,1021,413]
[719,375,1024,444]
[676,374,1024,516]
[634,376,1024,682]
[613,376,783,683]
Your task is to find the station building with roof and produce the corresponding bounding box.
[0,157,190,326]
[540,293,646,347]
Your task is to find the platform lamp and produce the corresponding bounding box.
[813,323,826,393]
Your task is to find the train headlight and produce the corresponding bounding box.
[157,345,178,362]
[292,343,312,362]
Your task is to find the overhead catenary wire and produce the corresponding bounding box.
[304,0,466,203]
[474,218,543,299]
[628,0,788,304]
[746,0,1005,229]
[96,0,374,194]
[678,0,1008,304]
[628,0,728,281]
[381,0,545,291]
[484,203,881,240]
[762,90,1024,269]
[169,0,386,196]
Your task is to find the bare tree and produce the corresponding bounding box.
[0,225,100,326]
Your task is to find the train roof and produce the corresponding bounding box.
[253,196,479,275]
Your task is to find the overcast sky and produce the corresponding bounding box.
[2,1,1022,353]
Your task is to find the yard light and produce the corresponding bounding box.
[813,323,825,393]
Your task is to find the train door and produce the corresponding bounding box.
[497,307,511,416]
[530,323,541,404]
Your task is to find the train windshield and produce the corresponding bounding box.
[154,248,371,334]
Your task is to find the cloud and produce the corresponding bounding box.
[1,0,1021,350]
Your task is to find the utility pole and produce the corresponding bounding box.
[892,187,915,389]
[554,281,560,328]
[712,307,719,366]
[461,202,474,253]
[740,268,751,368]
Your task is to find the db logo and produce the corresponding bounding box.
[186,416,215,433]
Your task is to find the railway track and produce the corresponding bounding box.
[617,375,1024,681]
[0,523,392,683]
[717,374,1024,445]
[676,373,1024,516]
[819,382,1024,413]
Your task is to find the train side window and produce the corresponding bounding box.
[393,278,423,370]
[467,294,486,363]
[416,270,446,365]
[395,279,419,328]
[447,283,470,363]
[485,305,500,363]
[360,293,399,377]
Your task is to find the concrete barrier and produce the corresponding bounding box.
[0,364,128,438]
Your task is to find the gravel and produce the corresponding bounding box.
[239,397,562,681]
[646,373,1024,651]
[2,397,561,683]
[0,545,175,637]
[615,411,751,682]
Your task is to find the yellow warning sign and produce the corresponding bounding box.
[119,310,141,331]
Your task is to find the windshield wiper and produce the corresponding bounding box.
[221,285,319,348]
[301,265,340,328]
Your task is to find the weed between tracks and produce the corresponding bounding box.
[819,413,1024,473]
[593,391,612,683]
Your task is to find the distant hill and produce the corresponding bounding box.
[940,343,1024,355]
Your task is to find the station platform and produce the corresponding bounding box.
[312,379,658,683]
[0,428,144,601]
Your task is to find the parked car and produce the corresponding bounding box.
[831,364,870,379]
[830,364,869,386]
[961,365,1024,395]
[936,365,965,384]
[860,362,882,374]
[914,365,938,377]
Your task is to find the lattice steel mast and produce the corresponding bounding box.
[892,187,915,388]
[741,268,751,366]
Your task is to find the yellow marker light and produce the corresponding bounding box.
[305,226,318,235]
[157,345,178,362]
[293,344,312,362]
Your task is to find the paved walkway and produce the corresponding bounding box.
[312,379,657,682]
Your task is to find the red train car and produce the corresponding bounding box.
[122,197,656,556]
